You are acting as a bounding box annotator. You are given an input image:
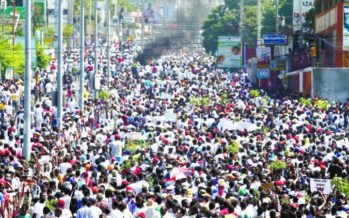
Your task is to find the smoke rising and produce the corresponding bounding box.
[135,1,214,64]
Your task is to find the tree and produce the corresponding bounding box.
[202,0,294,54]
[0,38,25,75]
[36,43,51,69]
[202,5,239,54]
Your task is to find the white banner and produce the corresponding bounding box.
[309,178,332,195]
[293,0,315,31]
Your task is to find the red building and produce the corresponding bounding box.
[315,1,349,67]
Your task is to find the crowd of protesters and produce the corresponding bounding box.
[0,41,349,218]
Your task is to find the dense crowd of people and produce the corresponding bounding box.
[0,41,349,218]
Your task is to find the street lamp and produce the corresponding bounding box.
[0,0,6,36]
[11,0,15,45]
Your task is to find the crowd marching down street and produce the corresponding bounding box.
[1,41,349,218]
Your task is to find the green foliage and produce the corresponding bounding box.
[189,97,211,107]
[45,198,58,212]
[125,140,150,153]
[299,97,312,107]
[0,38,25,75]
[249,89,259,98]
[202,0,294,54]
[220,92,229,105]
[63,24,74,38]
[227,140,239,155]
[98,90,111,100]
[202,5,238,54]
[268,160,287,170]
[333,177,349,198]
[315,99,330,110]
[118,0,139,12]
[36,43,51,69]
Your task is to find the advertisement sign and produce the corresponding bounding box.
[256,69,270,79]
[270,59,286,71]
[5,67,13,80]
[256,47,271,79]
[0,6,25,19]
[217,36,241,68]
[293,0,315,31]
[256,47,271,61]
[309,179,332,195]
[344,5,349,50]
[34,0,46,26]
[263,34,288,45]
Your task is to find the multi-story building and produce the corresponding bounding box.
[314,0,349,67]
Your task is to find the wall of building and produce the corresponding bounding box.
[313,68,349,101]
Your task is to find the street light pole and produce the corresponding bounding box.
[57,0,63,129]
[23,0,32,161]
[257,0,262,46]
[1,0,6,36]
[141,0,145,48]
[79,0,85,110]
[107,0,111,87]
[11,0,15,45]
[94,0,98,99]
[275,0,279,34]
[88,0,92,44]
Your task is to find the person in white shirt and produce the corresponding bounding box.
[90,198,103,218]
[108,201,124,218]
[32,195,46,218]
[77,197,93,218]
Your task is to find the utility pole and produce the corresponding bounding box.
[94,0,98,99]
[239,0,244,69]
[107,0,111,86]
[23,0,32,161]
[11,0,15,45]
[79,0,85,110]
[141,0,145,48]
[275,0,279,33]
[57,0,63,129]
[257,0,262,46]
[1,0,6,36]
[88,0,92,44]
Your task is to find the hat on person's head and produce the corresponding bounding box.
[92,186,99,194]
[57,199,65,208]
[218,179,225,186]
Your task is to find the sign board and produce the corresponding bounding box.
[309,178,332,194]
[34,0,46,26]
[256,47,271,79]
[256,47,271,61]
[0,0,7,10]
[94,74,101,90]
[5,67,13,80]
[0,6,25,19]
[263,34,288,45]
[343,5,349,51]
[293,0,315,32]
[256,69,270,79]
[217,36,242,68]
[270,59,286,71]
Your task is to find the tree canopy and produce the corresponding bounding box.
[202,0,293,54]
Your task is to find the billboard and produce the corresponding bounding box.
[256,47,271,60]
[217,36,241,68]
[293,0,315,31]
[34,0,46,26]
[344,5,349,50]
[256,47,271,79]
